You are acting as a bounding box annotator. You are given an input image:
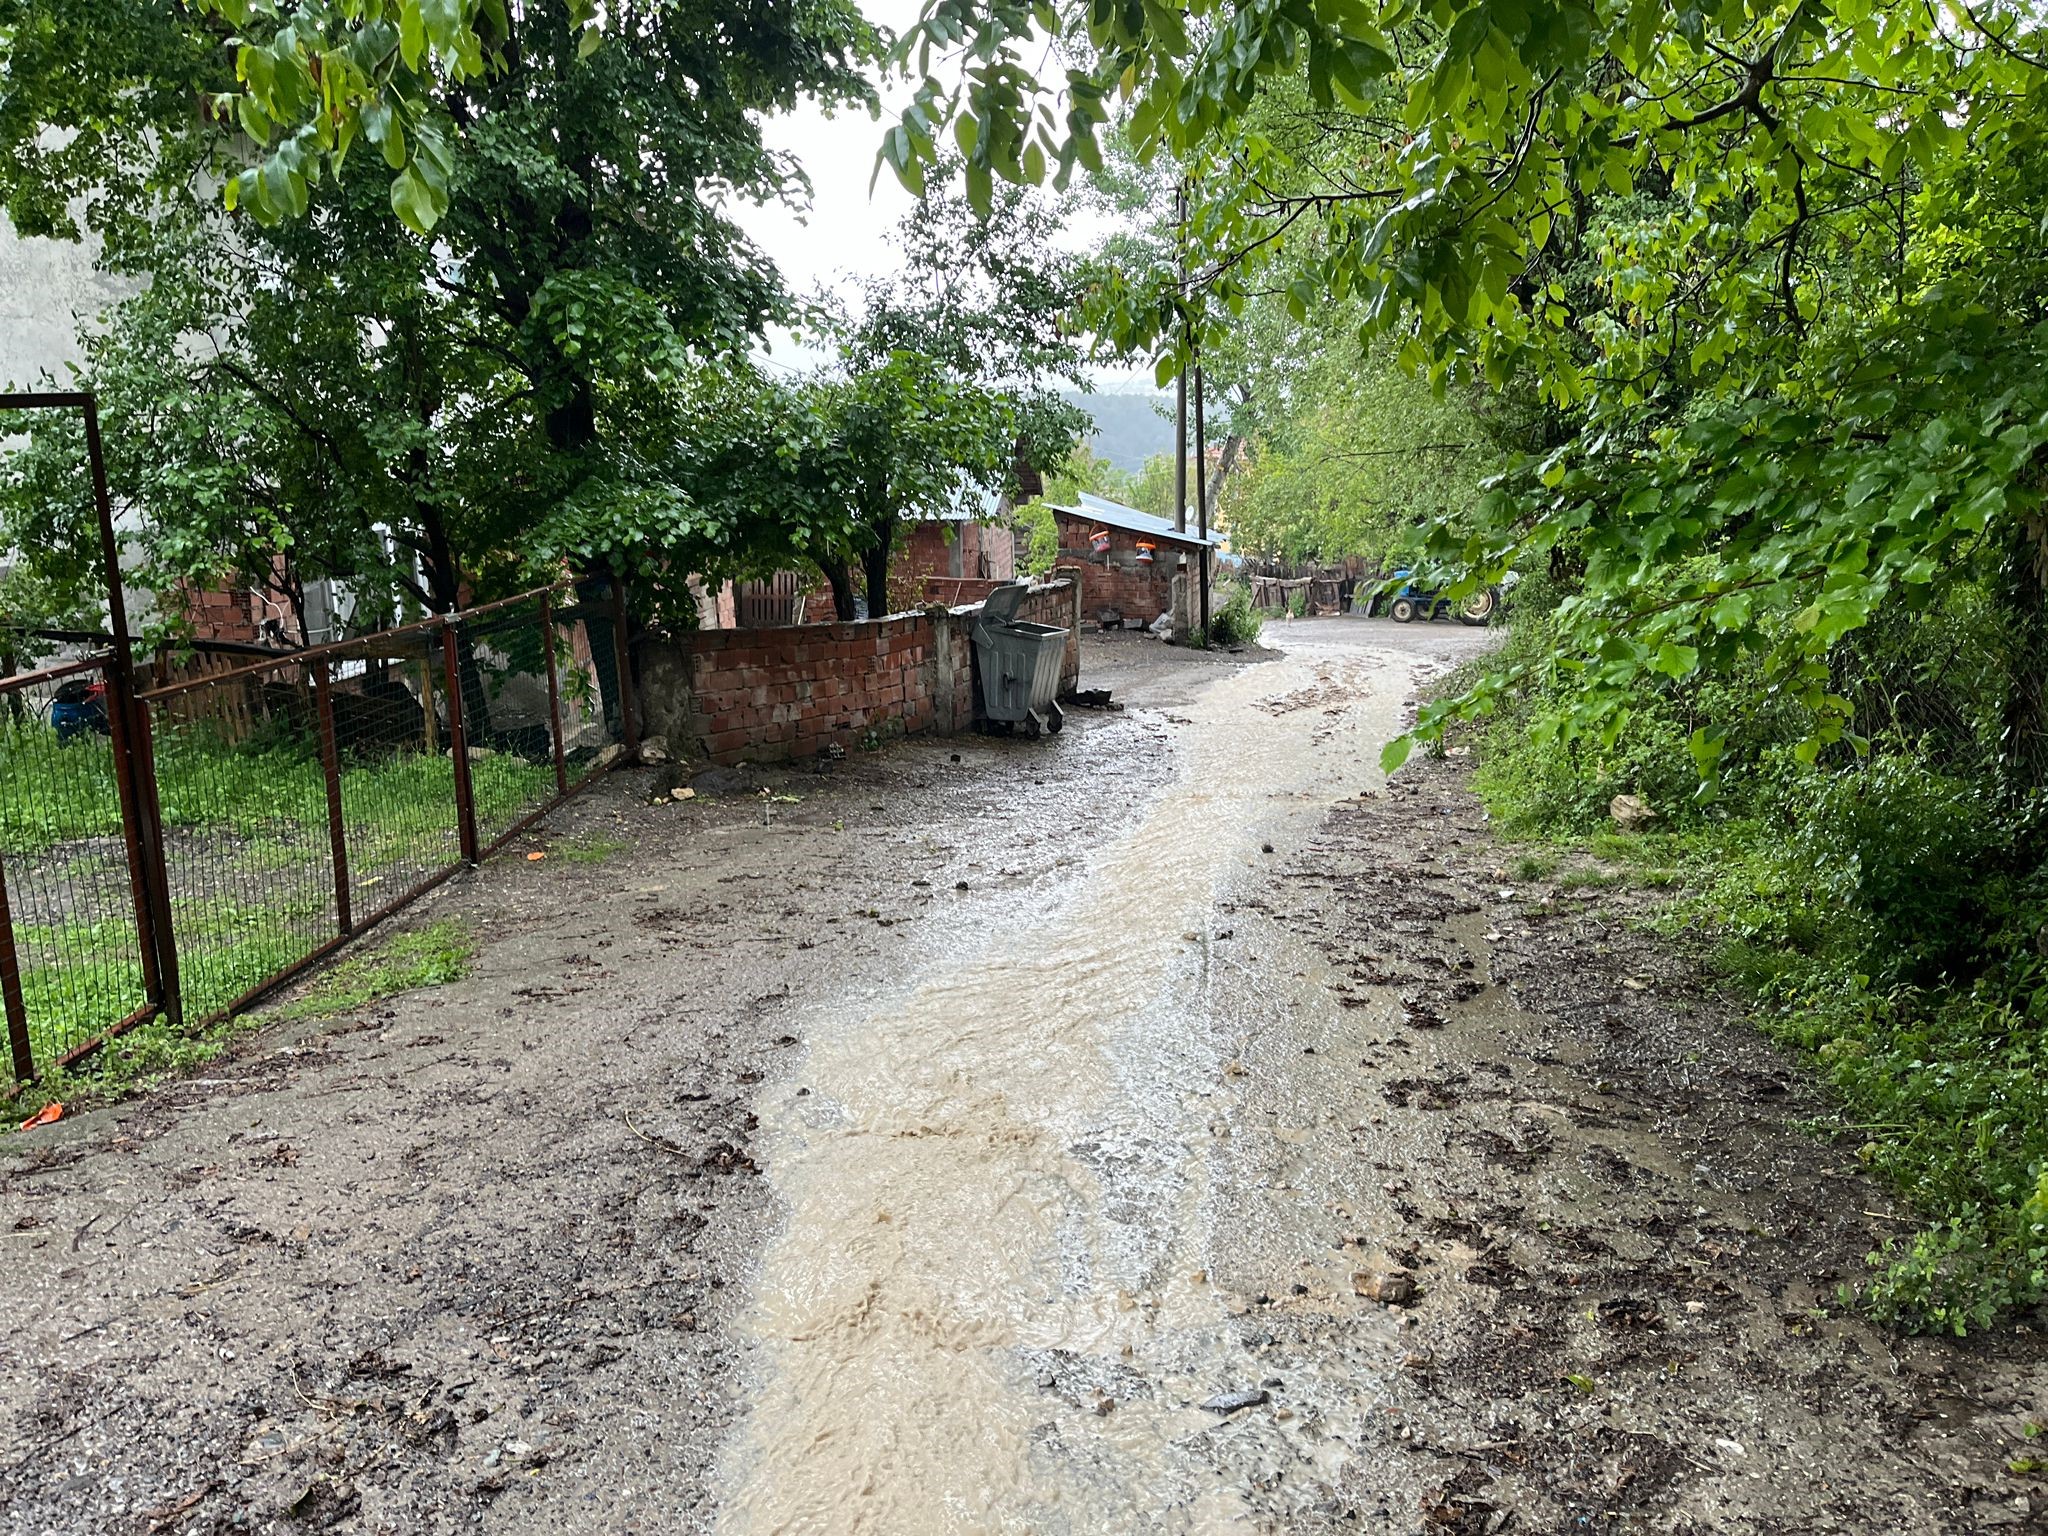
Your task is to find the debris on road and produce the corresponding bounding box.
[1199,1388,1270,1414]
[1353,1268,1418,1305]
[1609,792,1657,829]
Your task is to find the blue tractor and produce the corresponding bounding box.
[1381,570,1512,626]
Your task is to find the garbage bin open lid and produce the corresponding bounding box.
[980,582,1030,622]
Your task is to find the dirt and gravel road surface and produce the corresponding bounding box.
[4,616,2044,1535]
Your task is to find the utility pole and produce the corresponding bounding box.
[1173,182,1188,541]
[1194,357,1210,639]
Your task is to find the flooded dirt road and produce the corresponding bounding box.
[715,626,1432,1536]
[4,616,2043,1534]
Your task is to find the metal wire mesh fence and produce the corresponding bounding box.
[0,583,635,1085]
[0,659,161,1076]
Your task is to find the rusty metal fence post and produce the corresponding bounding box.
[611,577,640,755]
[123,684,182,1027]
[312,661,353,935]
[442,621,481,865]
[0,856,32,1082]
[101,658,170,1016]
[540,591,569,795]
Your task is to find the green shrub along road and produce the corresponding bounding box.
[1455,585,2048,1335]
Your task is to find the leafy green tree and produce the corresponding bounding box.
[798,351,1021,619]
[1225,339,1500,568]
[0,0,880,630]
[791,167,1090,617]
[886,0,2048,778]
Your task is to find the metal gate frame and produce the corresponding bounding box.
[0,391,641,1086]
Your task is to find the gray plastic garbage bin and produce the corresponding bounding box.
[972,583,1068,737]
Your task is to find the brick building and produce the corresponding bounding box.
[1050,493,1220,628]
[726,508,1019,628]
[892,510,1016,610]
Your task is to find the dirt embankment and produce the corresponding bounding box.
[1210,749,2048,1533]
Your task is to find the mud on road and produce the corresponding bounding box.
[2,616,2043,1535]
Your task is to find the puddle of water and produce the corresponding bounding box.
[715,635,1421,1535]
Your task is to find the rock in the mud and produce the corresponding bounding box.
[639,734,671,764]
[1353,1269,1417,1306]
[690,765,755,797]
[1199,1387,1270,1414]
[284,1476,360,1526]
[1609,793,1657,830]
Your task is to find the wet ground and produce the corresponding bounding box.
[3,616,2044,1534]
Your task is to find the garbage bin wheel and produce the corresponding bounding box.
[1046,701,1065,735]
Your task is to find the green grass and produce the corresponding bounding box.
[544,833,628,864]
[2,715,554,1090]
[10,919,475,1124]
[1,717,554,857]
[1556,867,1626,892]
[270,919,475,1020]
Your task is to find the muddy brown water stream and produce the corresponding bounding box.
[715,636,1427,1535]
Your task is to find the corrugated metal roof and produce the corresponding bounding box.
[1051,492,1224,548]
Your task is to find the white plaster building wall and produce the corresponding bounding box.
[0,216,137,388]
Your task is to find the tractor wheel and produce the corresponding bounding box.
[1459,587,1498,625]
[1390,597,1418,623]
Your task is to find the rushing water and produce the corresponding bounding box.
[715,633,1418,1534]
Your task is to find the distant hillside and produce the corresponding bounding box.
[1065,391,1173,473]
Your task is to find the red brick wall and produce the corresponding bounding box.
[178,584,261,645]
[655,577,1080,764]
[889,520,1013,614]
[684,616,932,763]
[1052,511,1190,625]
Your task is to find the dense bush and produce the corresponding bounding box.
[1204,584,1263,648]
[1462,578,2048,1333]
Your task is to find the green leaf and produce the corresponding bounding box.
[399,2,426,71]
[390,163,440,234]
[1652,641,1699,678]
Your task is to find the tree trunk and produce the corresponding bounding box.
[1,644,21,725]
[821,560,857,621]
[861,522,897,619]
[419,504,462,615]
[1202,431,1245,527]
[1200,382,1254,528]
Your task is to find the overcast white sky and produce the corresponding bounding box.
[725,0,921,315]
[726,1,1155,390]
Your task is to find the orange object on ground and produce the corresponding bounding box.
[20,1102,63,1130]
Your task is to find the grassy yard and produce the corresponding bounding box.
[1,715,557,1077]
